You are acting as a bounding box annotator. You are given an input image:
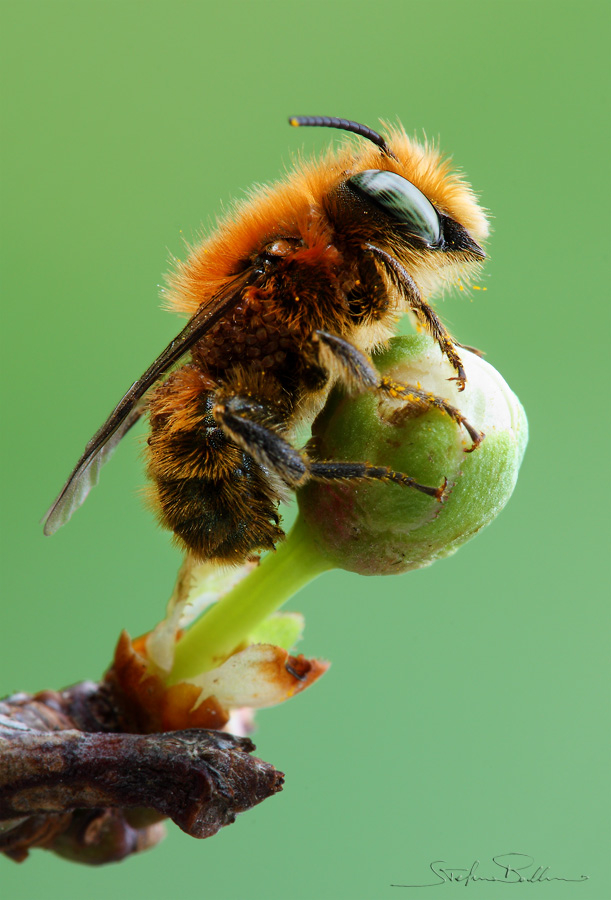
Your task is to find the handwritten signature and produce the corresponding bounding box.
[391,853,589,887]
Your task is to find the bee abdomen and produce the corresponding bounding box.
[147,368,284,562]
[155,469,283,561]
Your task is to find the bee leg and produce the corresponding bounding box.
[365,242,466,390]
[213,400,446,500]
[308,462,448,501]
[312,330,483,452]
[213,401,309,490]
[377,380,484,451]
[311,330,379,391]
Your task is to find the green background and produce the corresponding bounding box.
[1,2,609,898]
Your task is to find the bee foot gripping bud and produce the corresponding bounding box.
[297,334,528,575]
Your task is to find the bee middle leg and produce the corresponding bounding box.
[312,330,483,452]
[213,397,446,501]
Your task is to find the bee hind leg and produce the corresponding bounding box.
[213,397,446,501]
[312,330,483,452]
[213,399,309,491]
[308,461,448,501]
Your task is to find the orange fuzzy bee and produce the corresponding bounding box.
[43,116,489,563]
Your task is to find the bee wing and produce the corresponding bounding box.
[42,400,149,536]
[42,270,257,536]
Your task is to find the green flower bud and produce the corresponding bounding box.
[167,334,527,684]
[297,334,528,575]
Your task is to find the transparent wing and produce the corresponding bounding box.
[42,270,257,535]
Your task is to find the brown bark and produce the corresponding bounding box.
[0,681,283,864]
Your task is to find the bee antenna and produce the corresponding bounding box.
[289,116,398,161]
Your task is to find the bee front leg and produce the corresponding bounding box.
[213,397,446,500]
[365,243,466,390]
[312,330,483,452]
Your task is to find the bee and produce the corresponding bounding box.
[43,116,489,564]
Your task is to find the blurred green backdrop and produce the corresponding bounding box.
[1,2,609,898]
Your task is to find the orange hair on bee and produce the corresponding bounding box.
[43,115,490,564]
[166,123,488,318]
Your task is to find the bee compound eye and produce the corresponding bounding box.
[347,169,441,247]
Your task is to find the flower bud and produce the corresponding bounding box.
[297,334,527,575]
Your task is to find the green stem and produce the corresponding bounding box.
[167,515,332,684]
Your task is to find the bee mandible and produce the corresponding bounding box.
[43,116,489,563]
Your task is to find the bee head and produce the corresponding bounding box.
[334,168,485,260]
[290,116,487,293]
